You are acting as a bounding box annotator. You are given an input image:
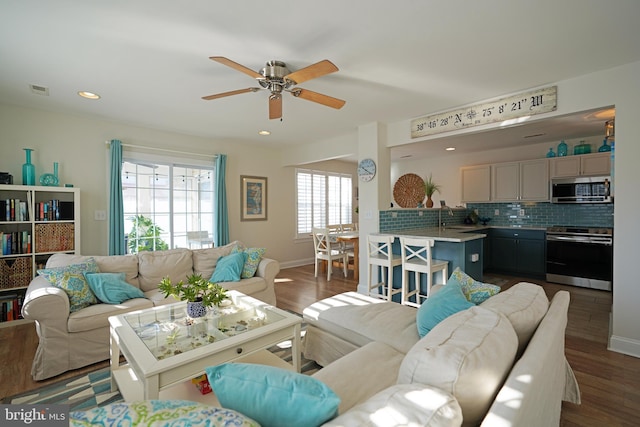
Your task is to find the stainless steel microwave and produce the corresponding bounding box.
[551,176,613,203]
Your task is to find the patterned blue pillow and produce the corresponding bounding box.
[448,267,501,304]
[38,258,100,312]
[232,247,266,278]
[70,400,259,427]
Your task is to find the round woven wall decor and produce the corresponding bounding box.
[393,173,426,208]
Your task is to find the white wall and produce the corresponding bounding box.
[0,104,296,265]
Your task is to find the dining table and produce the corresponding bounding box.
[333,231,359,281]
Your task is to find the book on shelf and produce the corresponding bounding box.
[35,199,72,221]
[0,231,31,255]
[0,293,21,322]
[1,199,29,222]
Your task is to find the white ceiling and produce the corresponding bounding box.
[1,1,639,162]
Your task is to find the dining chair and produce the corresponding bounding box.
[399,236,449,307]
[340,223,357,232]
[312,227,348,281]
[367,234,402,301]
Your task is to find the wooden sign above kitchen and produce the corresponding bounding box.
[411,86,557,139]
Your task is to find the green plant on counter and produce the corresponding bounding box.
[424,173,442,197]
[158,274,227,308]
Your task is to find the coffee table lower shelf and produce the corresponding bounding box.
[112,349,293,404]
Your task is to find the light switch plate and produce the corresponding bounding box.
[94,210,106,221]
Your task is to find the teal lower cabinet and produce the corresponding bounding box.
[488,228,545,279]
[385,237,485,303]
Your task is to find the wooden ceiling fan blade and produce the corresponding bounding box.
[284,59,338,85]
[269,94,282,120]
[202,87,259,100]
[210,56,263,79]
[293,88,346,109]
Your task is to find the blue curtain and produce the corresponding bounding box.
[108,140,125,255]
[215,154,229,246]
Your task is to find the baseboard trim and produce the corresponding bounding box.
[608,334,640,358]
[279,259,314,269]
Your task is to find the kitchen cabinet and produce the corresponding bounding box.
[460,165,491,203]
[488,228,545,278]
[0,185,80,328]
[492,159,549,202]
[550,152,611,178]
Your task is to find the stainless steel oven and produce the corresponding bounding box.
[546,226,613,291]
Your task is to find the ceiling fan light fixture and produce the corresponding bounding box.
[445,147,456,151]
[258,130,271,136]
[204,57,346,119]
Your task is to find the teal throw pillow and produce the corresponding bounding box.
[210,252,246,283]
[205,363,340,427]
[83,272,145,304]
[449,267,501,304]
[416,280,474,338]
[232,246,266,278]
[38,258,100,312]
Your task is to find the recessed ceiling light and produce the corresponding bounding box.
[258,130,271,136]
[78,91,100,100]
[445,147,456,151]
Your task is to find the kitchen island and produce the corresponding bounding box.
[369,227,488,301]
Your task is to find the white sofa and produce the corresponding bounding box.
[22,241,279,381]
[303,283,581,426]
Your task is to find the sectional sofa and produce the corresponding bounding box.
[303,282,581,426]
[22,241,278,381]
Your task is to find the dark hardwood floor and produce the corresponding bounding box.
[2,265,639,426]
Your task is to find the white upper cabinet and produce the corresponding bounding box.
[460,165,491,203]
[550,152,611,178]
[492,159,549,202]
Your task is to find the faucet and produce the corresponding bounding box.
[439,201,454,229]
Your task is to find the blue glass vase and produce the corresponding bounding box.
[22,148,36,185]
[557,140,568,157]
[598,139,611,152]
[546,148,556,158]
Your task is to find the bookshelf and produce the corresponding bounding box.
[0,184,80,327]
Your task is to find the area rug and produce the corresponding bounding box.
[3,337,320,412]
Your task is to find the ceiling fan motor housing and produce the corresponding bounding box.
[259,60,292,92]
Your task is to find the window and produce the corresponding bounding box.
[122,159,215,253]
[296,168,352,238]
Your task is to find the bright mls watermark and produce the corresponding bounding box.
[1,405,68,426]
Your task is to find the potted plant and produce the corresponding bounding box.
[424,173,442,208]
[158,274,227,318]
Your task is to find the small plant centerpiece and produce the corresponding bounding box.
[424,173,442,208]
[158,274,227,318]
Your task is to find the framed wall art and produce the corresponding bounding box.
[240,175,267,221]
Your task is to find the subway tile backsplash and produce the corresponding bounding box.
[379,202,614,231]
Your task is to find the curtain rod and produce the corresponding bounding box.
[105,140,218,159]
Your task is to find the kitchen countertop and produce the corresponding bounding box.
[372,227,487,243]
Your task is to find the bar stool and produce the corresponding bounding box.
[367,234,402,301]
[399,236,449,307]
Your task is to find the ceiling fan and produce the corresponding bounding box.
[202,57,346,120]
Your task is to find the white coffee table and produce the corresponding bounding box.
[109,290,302,401]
